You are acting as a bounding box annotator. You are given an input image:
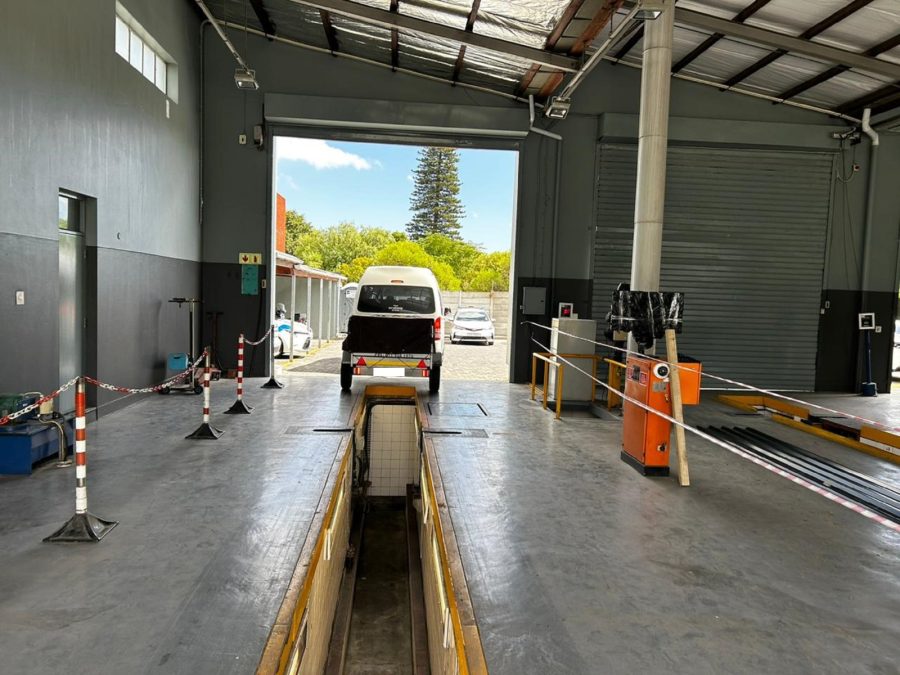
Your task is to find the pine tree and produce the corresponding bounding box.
[406,147,465,241]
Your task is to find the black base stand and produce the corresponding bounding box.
[44,512,119,543]
[261,377,284,389]
[186,422,224,439]
[620,450,670,476]
[224,399,253,414]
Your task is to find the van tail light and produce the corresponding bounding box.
[434,316,441,341]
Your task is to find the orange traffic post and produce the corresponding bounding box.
[225,334,253,414]
[44,377,119,542]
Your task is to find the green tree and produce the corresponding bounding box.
[374,241,461,290]
[284,210,317,263]
[465,251,510,291]
[419,234,481,282]
[406,147,465,241]
[337,256,374,282]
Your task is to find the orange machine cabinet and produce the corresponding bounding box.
[621,354,702,476]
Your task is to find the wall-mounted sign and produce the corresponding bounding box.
[239,252,262,265]
[241,265,259,295]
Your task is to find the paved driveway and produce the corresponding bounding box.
[289,339,509,382]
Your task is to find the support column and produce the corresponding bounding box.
[290,274,297,358]
[318,278,324,349]
[628,5,674,352]
[306,277,312,328]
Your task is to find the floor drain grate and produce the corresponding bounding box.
[426,403,488,417]
[284,426,352,435]
[424,428,489,438]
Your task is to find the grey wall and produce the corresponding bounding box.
[201,31,900,389]
[0,0,201,410]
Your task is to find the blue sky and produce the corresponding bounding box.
[275,138,517,252]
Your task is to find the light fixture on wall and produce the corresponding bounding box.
[634,0,670,20]
[545,96,571,120]
[234,67,259,90]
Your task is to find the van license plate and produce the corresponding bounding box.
[372,367,404,377]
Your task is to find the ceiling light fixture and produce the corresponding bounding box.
[234,67,259,90]
[634,0,670,20]
[545,96,571,120]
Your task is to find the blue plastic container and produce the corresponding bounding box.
[168,353,190,371]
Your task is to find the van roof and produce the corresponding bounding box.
[358,266,439,287]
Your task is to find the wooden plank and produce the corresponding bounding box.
[665,329,690,486]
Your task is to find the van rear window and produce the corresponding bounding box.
[357,285,436,314]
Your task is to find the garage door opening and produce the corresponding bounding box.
[273,135,517,384]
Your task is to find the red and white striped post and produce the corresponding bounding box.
[44,377,118,542]
[225,334,253,414]
[186,350,224,439]
[262,322,285,389]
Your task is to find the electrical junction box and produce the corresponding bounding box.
[858,312,875,330]
[521,287,546,315]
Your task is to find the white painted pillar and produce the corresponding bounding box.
[306,277,312,336]
[289,273,297,357]
[318,278,324,349]
[629,5,674,352]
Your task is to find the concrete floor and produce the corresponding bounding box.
[0,374,355,674]
[429,385,900,674]
[1,372,898,674]
[344,499,412,675]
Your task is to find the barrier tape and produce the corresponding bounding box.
[0,350,208,426]
[244,325,273,346]
[527,334,900,533]
[524,321,900,434]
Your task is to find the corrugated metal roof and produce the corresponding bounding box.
[212,0,900,119]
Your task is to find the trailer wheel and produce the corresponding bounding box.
[341,364,353,391]
[429,364,441,393]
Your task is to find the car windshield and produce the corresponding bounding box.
[357,285,436,314]
[456,310,489,321]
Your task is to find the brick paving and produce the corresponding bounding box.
[288,338,509,382]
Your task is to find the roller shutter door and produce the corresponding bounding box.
[592,145,833,390]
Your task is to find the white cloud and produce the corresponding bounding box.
[281,174,299,191]
[277,138,373,170]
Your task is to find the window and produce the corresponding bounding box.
[357,286,436,314]
[115,16,129,59]
[58,193,84,233]
[115,3,176,101]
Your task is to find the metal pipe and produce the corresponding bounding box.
[628,6,674,353]
[527,95,562,301]
[860,107,880,306]
[221,20,527,105]
[41,417,70,467]
[528,95,562,141]
[194,1,251,71]
[559,4,641,101]
[603,56,862,123]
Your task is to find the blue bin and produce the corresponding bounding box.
[168,353,190,371]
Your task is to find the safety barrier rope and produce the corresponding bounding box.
[0,350,208,426]
[244,325,273,346]
[0,378,79,426]
[524,321,900,434]
[527,333,900,533]
[84,349,208,395]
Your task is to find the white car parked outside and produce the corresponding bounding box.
[450,308,495,345]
